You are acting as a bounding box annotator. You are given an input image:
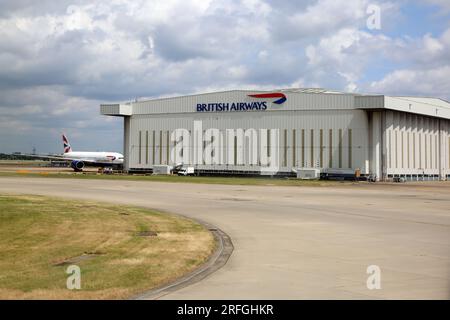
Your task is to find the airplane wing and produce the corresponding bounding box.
[19,154,108,163]
[18,154,69,161]
[77,159,116,164]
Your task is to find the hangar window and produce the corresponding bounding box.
[448,136,450,168]
[435,135,438,170]
[146,131,149,165]
[203,130,206,165]
[301,129,305,167]
[338,129,343,169]
[310,129,314,168]
[173,132,176,156]
[407,132,410,169]
[425,133,428,170]
[292,130,296,167]
[419,132,422,169]
[430,132,433,170]
[152,131,156,165]
[284,129,288,167]
[430,133,433,170]
[160,130,163,165]
[388,130,392,169]
[413,132,416,169]
[430,134,433,170]
[138,131,142,165]
[167,131,170,165]
[395,130,398,169]
[401,131,405,169]
[329,129,333,168]
[234,136,238,165]
[348,129,352,169]
[210,133,216,164]
[320,129,324,168]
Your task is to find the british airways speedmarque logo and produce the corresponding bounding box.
[196,92,287,112]
[248,93,287,105]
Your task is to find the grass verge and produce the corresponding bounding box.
[0,194,215,299]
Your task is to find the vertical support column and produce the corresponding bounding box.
[123,116,130,172]
[369,111,383,181]
[438,119,446,181]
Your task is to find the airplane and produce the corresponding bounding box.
[21,134,124,172]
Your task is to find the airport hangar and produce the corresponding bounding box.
[100,88,450,181]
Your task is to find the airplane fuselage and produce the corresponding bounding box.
[64,151,124,165]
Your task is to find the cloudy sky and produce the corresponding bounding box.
[1,0,449,153]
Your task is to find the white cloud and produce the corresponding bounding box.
[304,22,450,97]
[275,0,369,40]
[0,0,449,152]
[367,26,450,99]
[227,65,249,79]
[304,28,394,92]
[369,66,450,99]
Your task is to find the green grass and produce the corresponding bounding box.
[0,171,344,187]
[0,194,215,299]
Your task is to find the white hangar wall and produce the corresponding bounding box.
[126,109,369,174]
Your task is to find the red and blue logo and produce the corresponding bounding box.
[62,134,72,153]
[248,93,287,105]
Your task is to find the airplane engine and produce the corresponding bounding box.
[70,160,85,172]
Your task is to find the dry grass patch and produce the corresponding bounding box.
[0,194,215,299]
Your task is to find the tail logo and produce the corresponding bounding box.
[63,134,72,153]
[248,93,287,105]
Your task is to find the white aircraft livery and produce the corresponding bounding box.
[24,134,124,172]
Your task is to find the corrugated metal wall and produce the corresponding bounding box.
[127,109,369,173]
[100,104,120,115]
[384,110,450,178]
[355,95,384,109]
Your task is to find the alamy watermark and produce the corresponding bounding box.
[367,4,381,30]
[66,265,81,290]
[366,265,381,290]
[168,120,280,175]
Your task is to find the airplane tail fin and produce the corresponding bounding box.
[62,134,72,153]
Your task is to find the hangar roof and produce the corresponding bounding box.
[100,89,450,120]
[355,95,450,119]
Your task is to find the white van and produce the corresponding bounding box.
[178,167,195,176]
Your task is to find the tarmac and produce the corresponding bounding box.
[0,176,449,299]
